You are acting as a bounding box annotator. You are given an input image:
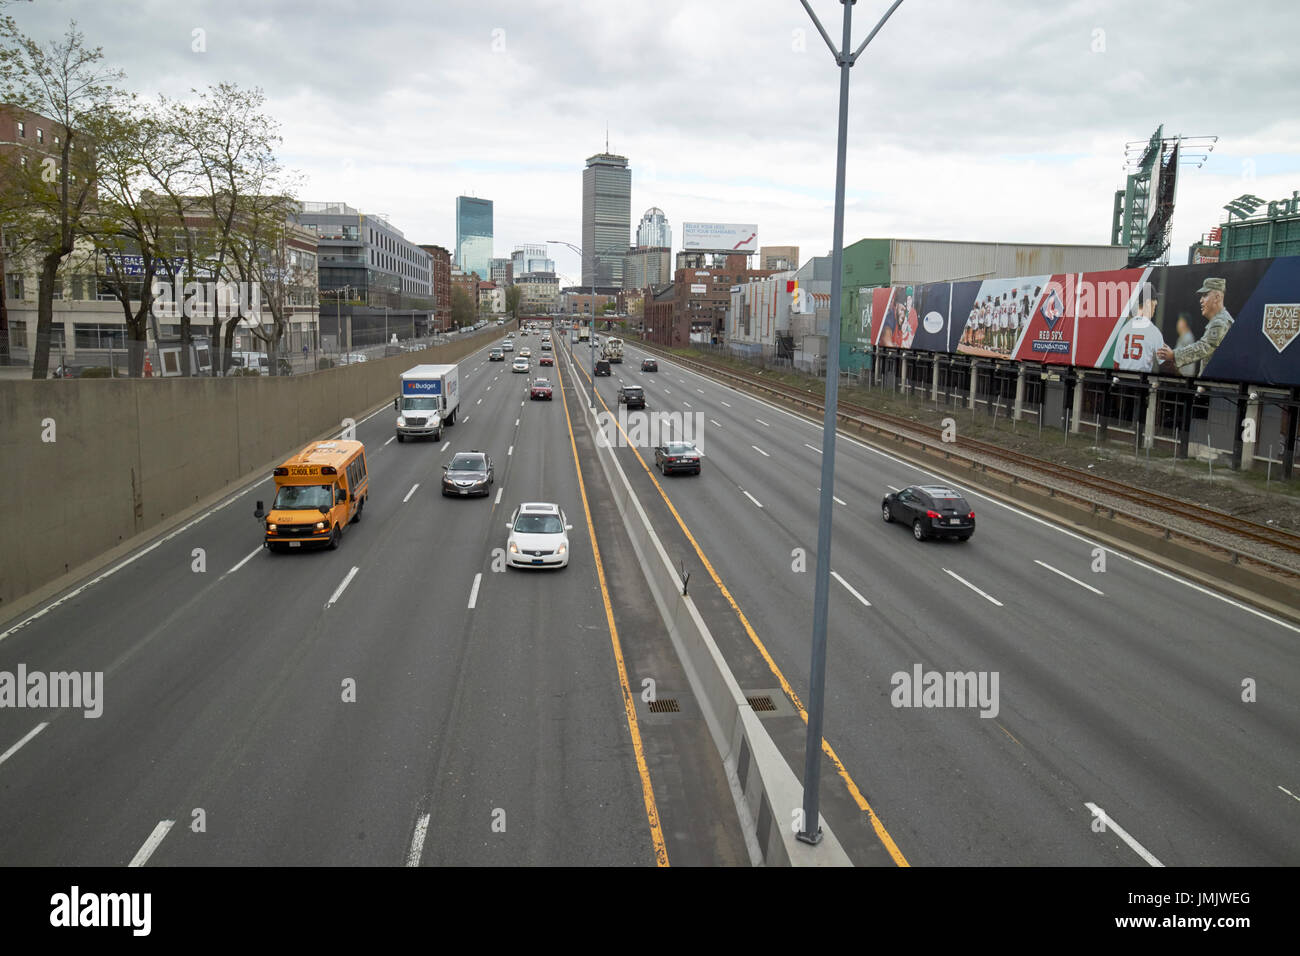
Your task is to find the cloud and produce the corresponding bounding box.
[12,0,1300,271]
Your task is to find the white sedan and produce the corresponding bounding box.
[511,357,530,373]
[506,502,572,569]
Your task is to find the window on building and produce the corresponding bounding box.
[16,120,25,137]
[5,274,23,299]
[75,324,127,349]
[36,128,44,144]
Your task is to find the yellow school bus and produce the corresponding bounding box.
[255,439,369,551]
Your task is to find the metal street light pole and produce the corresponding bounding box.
[797,0,903,848]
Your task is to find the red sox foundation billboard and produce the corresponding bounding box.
[865,256,1300,387]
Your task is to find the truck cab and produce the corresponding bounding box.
[395,364,459,442]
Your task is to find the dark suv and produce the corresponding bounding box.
[618,384,645,409]
[594,359,611,376]
[881,485,975,541]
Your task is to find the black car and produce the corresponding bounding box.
[882,485,975,541]
[594,359,611,376]
[654,441,701,475]
[618,384,645,409]
[641,358,658,372]
[442,450,494,497]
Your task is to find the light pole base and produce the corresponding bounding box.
[796,826,823,846]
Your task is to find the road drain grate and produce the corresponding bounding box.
[647,698,680,713]
[747,695,777,712]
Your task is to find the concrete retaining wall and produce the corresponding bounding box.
[2,329,499,613]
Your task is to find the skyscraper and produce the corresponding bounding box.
[636,207,671,249]
[456,196,493,278]
[582,151,630,287]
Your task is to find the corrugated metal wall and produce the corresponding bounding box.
[888,239,1127,284]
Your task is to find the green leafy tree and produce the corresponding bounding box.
[505,284,521,318]
[450,286,475,327]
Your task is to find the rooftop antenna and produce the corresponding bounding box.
[605,122,609,154]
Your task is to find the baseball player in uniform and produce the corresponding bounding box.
[1113,290,1165,372]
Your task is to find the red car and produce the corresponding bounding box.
[530,378,553,401]
[539,354,554,367]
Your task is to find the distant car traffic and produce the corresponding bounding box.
[506,502,572,569]
[654,441,701,475]
[442,450,494,497]
[530,378,553,400]
[618,384,645,409]
[539,354,554,367]
[640,358,658,372]
[519,347,531,358]
[512,357,530,373]
[882,485,975,541]
[503,339,514,352]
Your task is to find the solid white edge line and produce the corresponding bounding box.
[742,490,764,509]
[1034,559,1104,595]
[660,356,1300,636]
[468,572,483,609]
[403,483,419,503]
[1085,803,1164,867]
[0,722,48,768]
[406,812,431,867]
[830,571,872,607]
[226,547,262,575]
[128,820,176,867]
[327,566,360,607]
[942,567,1004,607]
[751,445,769,457]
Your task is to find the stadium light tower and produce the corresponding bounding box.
[796,0,904,848]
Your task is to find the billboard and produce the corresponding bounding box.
[866,255,1300,387]
[682,223,758,254]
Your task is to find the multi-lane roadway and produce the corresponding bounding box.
[3,323,1296,867]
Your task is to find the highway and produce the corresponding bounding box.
[3,322,1296,867]
[0,330,749,866]
[560,330,1300,867]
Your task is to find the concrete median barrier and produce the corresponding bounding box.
[580,396,851,866]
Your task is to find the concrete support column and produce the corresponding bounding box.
[1144,381,1159,449]
[1240,394,1261,470]
[900,354,908,397]
[931,356,940,403]
[1071,376,1084,433]
[968,360,978,411]
[1012,365,1026,421]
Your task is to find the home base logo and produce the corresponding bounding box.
[1263,303,1300,353]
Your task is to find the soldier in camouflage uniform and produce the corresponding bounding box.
[1156,277,1233,375]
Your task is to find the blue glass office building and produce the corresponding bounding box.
[456,196,494,279]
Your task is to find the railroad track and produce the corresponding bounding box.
[634,339,1300,565]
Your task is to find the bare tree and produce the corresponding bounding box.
[0,18,123,378]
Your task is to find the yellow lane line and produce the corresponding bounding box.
[566,342,909,867]
[556,352,670,867]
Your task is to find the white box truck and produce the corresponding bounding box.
[394,364,459,442]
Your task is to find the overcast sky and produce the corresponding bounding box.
[13,0,1300,284]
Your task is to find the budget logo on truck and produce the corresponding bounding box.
[403,379,442,395]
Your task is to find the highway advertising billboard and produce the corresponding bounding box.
[682,222,758,254]
[866,256,1300,387]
